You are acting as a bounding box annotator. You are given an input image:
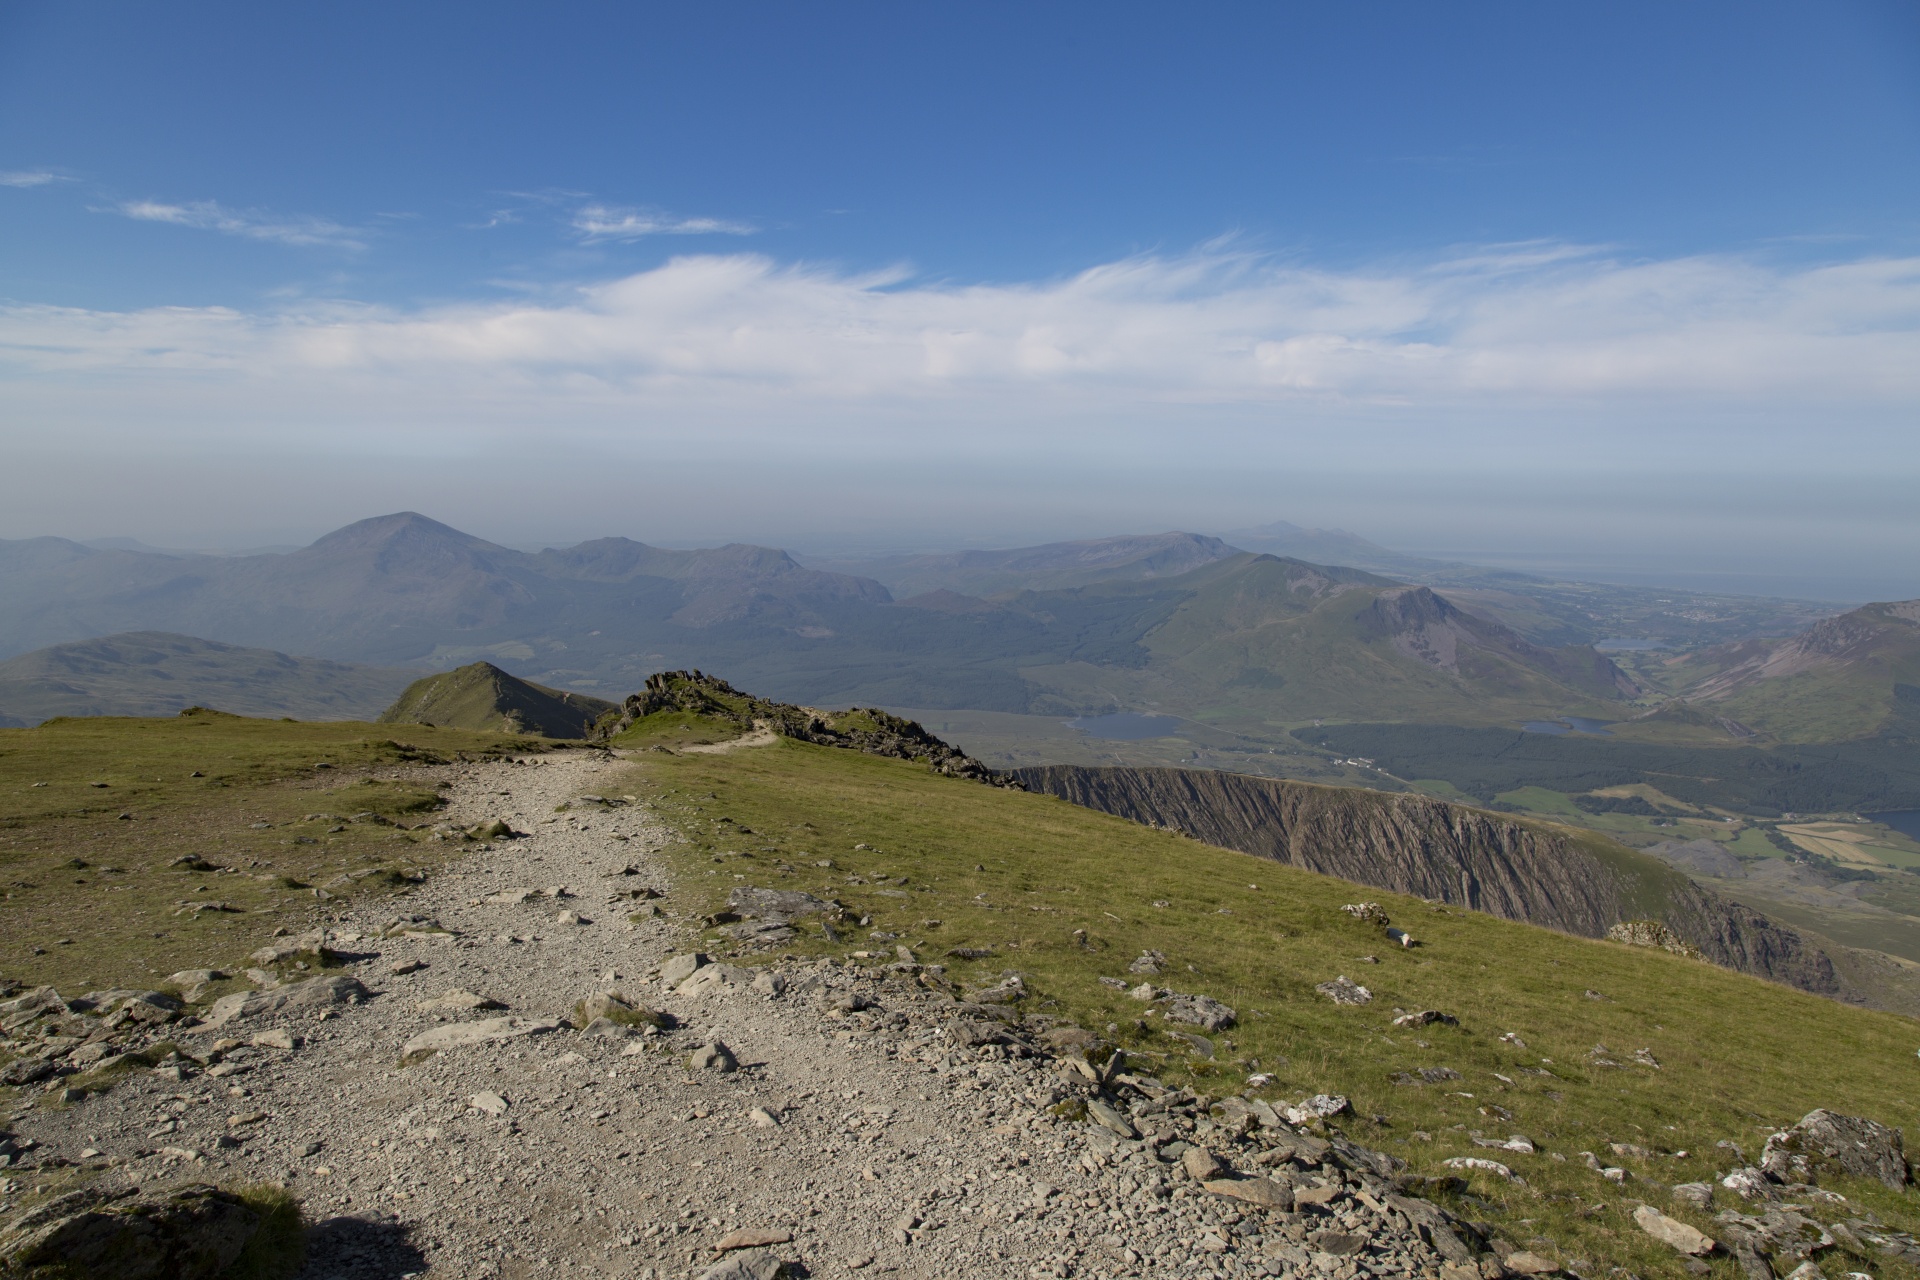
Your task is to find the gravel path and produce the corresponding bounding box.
[6,751,1486,1280]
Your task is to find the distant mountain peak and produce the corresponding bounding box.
[306,512,506,554]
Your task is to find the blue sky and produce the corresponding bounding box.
[3,1,1918,598]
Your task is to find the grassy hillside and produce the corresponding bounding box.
[1666,600,1920,742]
[0,631,419,726]
[0,711,553,991]
[4,707,1920,1274]
[618,725,1920,1276]
[377,659,615,738]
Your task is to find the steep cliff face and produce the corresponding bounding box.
[1013,765,1838,996]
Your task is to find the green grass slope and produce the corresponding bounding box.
[1013,554,1641,728]
[1671,600,1920,743]
[627,729,1920,1277]
[377,660,616,738]
[0,631,419,727]
[0,711,554,991]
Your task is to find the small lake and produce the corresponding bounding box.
[1522,717,1615,736]
[1066,712,1186,741]
[1594,638,1668,652]
[1870,811,1920,843]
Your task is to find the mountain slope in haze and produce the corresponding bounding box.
[1000,553,1641,725]
[0,513,893,679]
[803,531,1241,598]
[1013,763,1871,1002]
[0,515,1640,728]
[0,632,418,726]
[1669,599,1920,742]
[377,661,616,738]
[1214,520,1444,577]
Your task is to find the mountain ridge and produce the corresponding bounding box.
[0,631,419,726]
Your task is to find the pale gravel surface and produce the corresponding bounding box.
[8,750,1480,1280]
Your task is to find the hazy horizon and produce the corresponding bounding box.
[4,4,1916,606]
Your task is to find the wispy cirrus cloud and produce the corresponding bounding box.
[0,170,68,188]
[113,198,365,250]
[570,202,756,242]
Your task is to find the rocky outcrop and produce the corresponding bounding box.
[1013,765,1838,995]
[603,671,1023,787]
[0,1182,291,1278]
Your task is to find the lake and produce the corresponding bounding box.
[1066,712,1186,741]
[1522,717,1616,736]
[1594,638,1668,652]
[1871,811,1920,843]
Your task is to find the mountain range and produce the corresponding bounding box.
[0,513,1656,730]
[3,511,1912,767]
[0,632,417,727]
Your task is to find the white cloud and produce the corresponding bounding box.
[571,203,756,242]
[0,244,1915,478]
[114,198,364,250]
[0,171,66,188]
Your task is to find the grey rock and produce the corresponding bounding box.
[696,1248,787,1280]
[0,1182,262,1279]
[678,964,753,997]
[1761,1109,1908,1189]
[750,971,787,997]
[199,974,370,1029]
[1086,1098,1138,1139]
[660,953,710,987]
[1182,1146,1226,1180]
[728,886,833,924]
[689,1040,738,1073]
[1315,976,1373,1006]
[1161,991,1236,1030]
[398,1016,562,1063]
[1634,1204,1717,1255]
[1127,950,1166,974]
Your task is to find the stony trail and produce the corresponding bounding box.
[5,751,1511,1280]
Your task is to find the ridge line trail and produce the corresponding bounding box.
[38,751,1111,1279]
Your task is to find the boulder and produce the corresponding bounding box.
[678,965,752,997]
[688,1040,738,1073]
[1283,1094,1351,1125]
[1182,1147,1225,1181]
[1761,1109,1908,1189]
[660,953,710,987]
[1161,991,1236,1030]
[1315,976,1373,1006]
[577,991,665,1028]
[1203,1177,1293,1209]
[727,886,833,924]
[1634,1205,1717,1255]
[199,974,370,1029]
[1086,1098,1138,1139]
[698,1251,787,1280]
[0,1183,268,1279]
[399,1016,561,1063]
[247,929,332,966]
